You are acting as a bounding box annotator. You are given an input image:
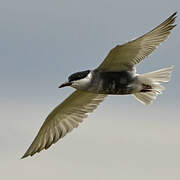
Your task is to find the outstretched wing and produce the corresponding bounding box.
[98,12,177,72]
[22,90,106,158]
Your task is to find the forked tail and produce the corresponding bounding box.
[133,66,173,105]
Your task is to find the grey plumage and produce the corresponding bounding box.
[22,12,176,158]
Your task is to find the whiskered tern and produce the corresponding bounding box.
[22,12,177,158]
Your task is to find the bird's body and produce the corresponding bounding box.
[74,69,139,95]
[22,12,177,158]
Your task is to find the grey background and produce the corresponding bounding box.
[1,0,180,179]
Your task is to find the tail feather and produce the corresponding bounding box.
[133,66,173,105]
[139,66,173,82]
[133,91,157,105]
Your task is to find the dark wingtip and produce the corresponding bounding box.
[171,11,178,28]
[171,11,178,20]
[21,154,28,159]
[170,11,177,18]
[172,11,177,16]
[21,151,33,159]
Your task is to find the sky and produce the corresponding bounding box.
[1,0,180,179]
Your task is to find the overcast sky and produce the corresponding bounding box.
[1,0,180,179]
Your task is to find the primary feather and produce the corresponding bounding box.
[22,91,106,158]
[98,12,177,71]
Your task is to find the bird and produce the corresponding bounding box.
[22,12,177,158]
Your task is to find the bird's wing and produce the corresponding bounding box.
[98,12,177,72]
[22,90,106,158]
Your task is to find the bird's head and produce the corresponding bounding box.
[59,70,92,90]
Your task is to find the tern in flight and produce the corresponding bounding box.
[22,12,177,158]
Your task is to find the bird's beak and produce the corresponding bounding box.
[59,82,72,88]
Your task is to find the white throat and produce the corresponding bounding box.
[71,71,93,90]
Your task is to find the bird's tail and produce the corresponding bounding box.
[133,66,173,105]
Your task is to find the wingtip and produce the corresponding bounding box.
[170,11,178,18]
[172,11,177,16]
[171,11,178,21]
[21,155,26,159]
[168,12,178,22]
[21,149,36,159]
[21,153,29,159]
[21,152,36,159]
[163,11,177,31]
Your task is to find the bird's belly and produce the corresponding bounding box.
[97,82,135,95]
